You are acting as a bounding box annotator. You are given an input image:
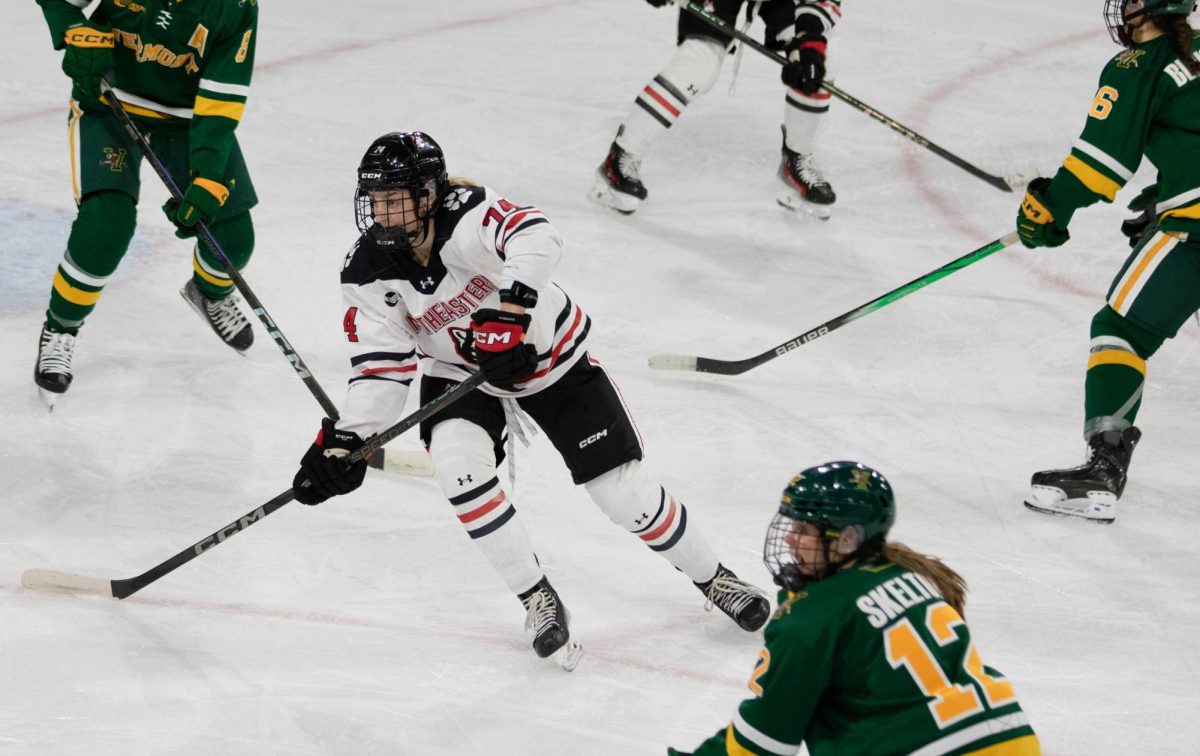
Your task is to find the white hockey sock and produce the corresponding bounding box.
[584,460,720,583]
[615,37,724,156]
[430,419,543,595]
[782,87,830,155]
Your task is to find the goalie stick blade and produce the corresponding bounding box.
[647,354,699,372]
[21,568,114,598]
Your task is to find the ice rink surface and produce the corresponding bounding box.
[3,1,1199,753]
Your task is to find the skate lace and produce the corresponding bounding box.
[39,330,76,374]
[790,154,828,187]
[523,591,559,636]
[205,296,249,340]
[703,576,765,618]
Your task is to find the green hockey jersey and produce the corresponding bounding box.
[678,561,1038,756]
[1047,33,1200,235]
[37,0,257,181]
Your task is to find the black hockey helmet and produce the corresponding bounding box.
[1105,0,1196,46]
[763,461,895,591]
[354,131,449,249]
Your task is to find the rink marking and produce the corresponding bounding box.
[900,29,1104,301]
[11,584,747,685]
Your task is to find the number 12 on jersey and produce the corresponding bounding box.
[884,601,1017,728]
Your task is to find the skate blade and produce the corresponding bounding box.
[1024,486,1116,524]
[551,639,583,672]
[777,187,832,220]
[588,174,641,215]
[38,387,61,412]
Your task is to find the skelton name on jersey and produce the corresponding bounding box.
[335,183,592,438]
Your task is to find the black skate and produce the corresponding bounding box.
[34,324,77,410]
[695,564,770,632]
[590,141,648,215]
[520,577,583,671]
[777,128,835,220]
[1024,427,1141,524]
[180,279,254,353]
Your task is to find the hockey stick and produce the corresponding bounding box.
[21,372,486,599]
[100,81,341,419]
[674,1,1032,193]
[648,231,1020,375]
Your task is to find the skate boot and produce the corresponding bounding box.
[180,279,254,353]
[34,324,77,410]
[519,577,583,671]
[590,141,648,215]
[1024,426,1141,524]
[777,130,836,220]
[695,564,770,632]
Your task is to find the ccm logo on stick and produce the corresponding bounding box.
[579,429,608,449]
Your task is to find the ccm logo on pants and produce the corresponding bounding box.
[579,429,608,449]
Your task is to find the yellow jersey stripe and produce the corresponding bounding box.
[193,96,244,121]
[53,271,102,306]
[1063,154,1121,201]
[723,724,759,756]
[1087,349,1146,374]
[1112,232,1173,312]
[99,93,173,119]
[192,258,233,288]
[1160,201,1200,221]
[966,734,1042,756]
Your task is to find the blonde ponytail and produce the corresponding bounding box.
[882,542,968,616]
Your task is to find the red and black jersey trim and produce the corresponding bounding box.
[351,349,416,366]
[491,205,549,259]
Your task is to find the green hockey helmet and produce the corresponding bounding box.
[1105,0,1197,46]
[763,461,896,591]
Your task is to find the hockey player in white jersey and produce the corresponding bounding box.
[292,132,770,670]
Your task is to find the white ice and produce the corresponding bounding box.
[3,1,1199,753]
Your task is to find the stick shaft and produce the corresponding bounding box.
[27,373,484,600]
[102,86,342,420]
[677,2,1014,193]
[658,232,1019,375]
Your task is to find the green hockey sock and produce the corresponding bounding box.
[46,191,136,333]
[191,211,254,301]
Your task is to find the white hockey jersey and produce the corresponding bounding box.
[334,183,592,438]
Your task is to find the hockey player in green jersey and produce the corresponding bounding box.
[669,462,1039,756]
[33,0,259,408]
[1017,0,1200,522]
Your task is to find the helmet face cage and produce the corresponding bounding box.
[764,461,895,590]
[1105,0,1197,45]
[353,132,448,249]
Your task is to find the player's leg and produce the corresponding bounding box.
[157,132,259,352]
[37,101,142,404]
[420,377,579,668]
[589,0,735,213]
[520,355,769,631]
[1027,230,1200,522]
[774,2,837,217]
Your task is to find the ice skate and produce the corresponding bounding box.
[589,141,648,215]
[1024,427,1141,524]
[695,564,770,632]
[520,577,583,671]
[180,279,254,353]
[777,130,835,220]
[34,324,77,410]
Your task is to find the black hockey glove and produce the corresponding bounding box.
[1016,177,1070,249]
[781,34,827,94]
[1121,184,1158,249]
[468,308,539,389]
[293,418,369,505]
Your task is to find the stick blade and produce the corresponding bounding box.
[21,568,114,598]
[647,353,699,372]
[380,449,434,477]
